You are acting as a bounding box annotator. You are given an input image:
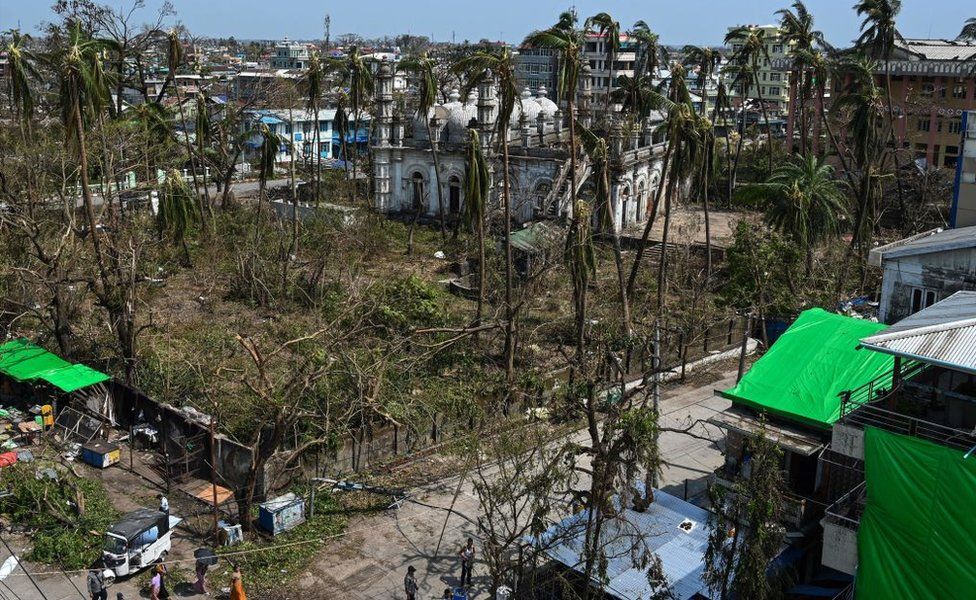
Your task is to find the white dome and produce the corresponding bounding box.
[516,87,541,126]
[536,86,558,118]
[446,89,478,141]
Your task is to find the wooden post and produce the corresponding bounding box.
[737,313,753,383]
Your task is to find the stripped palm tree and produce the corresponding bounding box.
[3,29,40,134]
[333,92,351,191]
[725,25,775,176]
[464,129,490,327]
[578,121,630,336]
[44,20,120,281]
[630,20,665,79]
[682,45,721,117]
[778,1,827,156]
[164,29,208,219]
[524,16,589,365]
[158,170,201,266]
[127,101,170,183]
[330,47,374,203]
[455,47,522,380]
[304,51,325,206]
[194,91,216,226]
[255,123,288,237]
[399,52,447,237]
[585,12,621,117]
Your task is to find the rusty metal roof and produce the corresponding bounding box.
[860,292,976,375]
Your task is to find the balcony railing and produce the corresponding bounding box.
[823,481,866,531]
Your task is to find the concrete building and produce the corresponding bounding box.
[837,39,976,169]
[583,32,638,100]
[372,60,668,233]
[725,24,793,117]
[953,110,976,227]
[270,38,310,69]
[243,108,369,165]
[515,46,558,93]
[819,291,976,591]
[869,225,976,325]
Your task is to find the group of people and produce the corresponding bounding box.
[87,560,247,600]
[404,538,476,600]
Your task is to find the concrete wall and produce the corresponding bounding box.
[830,423,865,461]
[879,249,976,323]
[821,519,859,575]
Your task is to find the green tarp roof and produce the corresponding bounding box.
[857,427,976,599]
[719,308,893,429]
[0,338,110,393]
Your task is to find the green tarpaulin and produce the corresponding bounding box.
[857,427,976,600]
[719,308,893,429]
[0,338,110,393]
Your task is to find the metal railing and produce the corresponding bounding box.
[823,481,866,531]
[842,401,976,452]
[838,360,927,418]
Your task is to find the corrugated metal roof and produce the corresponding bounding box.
[860,292,976,374]
[538,489,713,600]
[898,39,976,61]
[878,225,976,261]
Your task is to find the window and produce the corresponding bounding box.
[945,145,959,155]
[762,72,767,81]
[910,288,938,314]
[772,44,784,54]
[949,118,963,135]
[770,72,781,82]
[937,117,944,133]
[733,44,743,53]
[917,119,930,132]
[952,84,967,99]
[921,83,935,97]
[769,86,781,96]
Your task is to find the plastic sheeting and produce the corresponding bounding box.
[0,338,110,392]
[720,309,892,429]
[856,427,976,599]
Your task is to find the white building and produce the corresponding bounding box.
[270,38,310,69]
[243,108,370,165]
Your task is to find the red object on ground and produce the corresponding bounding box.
[0,452,17,468]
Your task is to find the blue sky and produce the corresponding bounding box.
[2,0,972,46]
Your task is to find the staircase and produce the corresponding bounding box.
[538,155,591,219]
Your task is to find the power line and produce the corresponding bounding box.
[0,530,51,600]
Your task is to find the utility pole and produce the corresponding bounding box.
[324,15,331,50]
[651,320,661,489]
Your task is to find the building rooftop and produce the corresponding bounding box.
[860,291,976,375]
[897,38,976,61]
[870,224,976,264]
[538,489,713,600]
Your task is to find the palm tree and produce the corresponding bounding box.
[777,1,824,156]
[959,18,976,40]
[164,30,208,219]
[454,47,521,381]
[44,20,119,281]
[524,16,588,365]
[682,45,721,117]
[736,155,849,278]
[630,20,665,79]
[586,12,621,117]
[464,129,490,327]
[578,121,630,336]
[254,123,288,238]
[127,101,170,183]
[194,91,215,225]
[158,170,201,265]
[855,0,906,216]
[333,92,351,192]
[3,29,39,134]
[399,52,447,237]
[725,25,775,176]
[331,47,374,203]
[304,51,324,206]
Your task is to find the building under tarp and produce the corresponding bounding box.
[856,427,976,600]
[719,309,894,429]
[0,338,110,393]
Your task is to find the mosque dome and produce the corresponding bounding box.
[516,87,541,125]
[446,88,478,140]
[536,85,558,118]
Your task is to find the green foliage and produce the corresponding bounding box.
[0,463,119,570]
[720,220,804,315]
[373,275,446,333]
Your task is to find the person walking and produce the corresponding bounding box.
[149,564,169,600]
[229,564,247,600]
[87,564,107,600]
[158,494,169,515]
[403,565,418,600]
[193,556,210,594]
[458,538,475,588]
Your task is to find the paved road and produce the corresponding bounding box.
[295,372,735,600]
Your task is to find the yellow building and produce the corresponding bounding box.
[725,24,793,117]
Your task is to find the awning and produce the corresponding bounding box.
[708,405,826,456]
[0,338,110,393]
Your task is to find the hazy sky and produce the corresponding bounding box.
[2,0,973,46]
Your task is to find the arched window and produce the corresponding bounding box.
[637,180,646,222]
[620,185,631,228]
[449,176,461,214]
[411,172,425,211]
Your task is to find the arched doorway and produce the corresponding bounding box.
[449,175,461,215]
[411,172,426,212]
[620,184,631,228]
[637,180,646,222]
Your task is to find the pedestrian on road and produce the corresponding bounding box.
[442,587,453,600]
[150,563,169,600]
[458,538,475,587]
[87,563,107,600]
[230,564,247,600]
[194,556,210,594]
[404,565,418,600]
[158,493,169,515]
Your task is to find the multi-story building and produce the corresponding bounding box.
[583,32,638,99]
[243,108,370,165]
[836,39,976,169]
[270,38,310,70]
[725,24,793,117]
[515,46,558,94]
[951,110,976,226]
